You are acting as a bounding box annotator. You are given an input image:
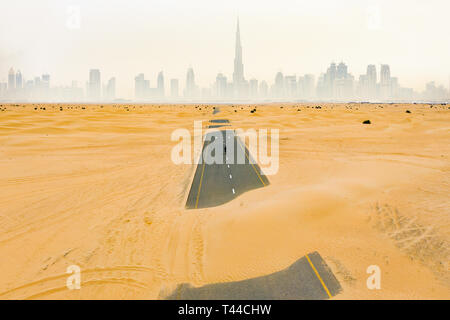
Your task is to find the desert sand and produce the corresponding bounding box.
[0,102,448,299]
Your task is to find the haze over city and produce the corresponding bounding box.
[1,0,450,101]
[0,0,449,303]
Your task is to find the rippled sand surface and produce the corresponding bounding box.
[0,103,448,299]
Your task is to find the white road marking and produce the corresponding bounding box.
[227,164,230,168]
[232,188,235,194]
[229,174,232,179]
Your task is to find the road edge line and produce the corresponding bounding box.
[305,254,333,299]
[195,162,206,208]
[236,135,266,187]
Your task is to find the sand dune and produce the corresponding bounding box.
[0,103,448,299]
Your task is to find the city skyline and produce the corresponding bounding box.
[1,0,450,99]
[2,60,449,103]
[3,63,448,103]
[2,17,449,103]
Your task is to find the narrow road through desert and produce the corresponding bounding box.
[186,121,269,209]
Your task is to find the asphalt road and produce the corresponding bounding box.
[186,124,270,209]
[209,119,229,123]
[166,251,342,300]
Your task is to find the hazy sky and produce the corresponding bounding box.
[1,0,449,98]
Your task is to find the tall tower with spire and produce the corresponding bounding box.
[233,18,245,88]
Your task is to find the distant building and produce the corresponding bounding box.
[105,77,116,100]
[185,67,196,98]
[273,72,284,98]
[34,76,41,91]
[88,69,101,101]
[380,64,391,99]
[390,77,399,98]
[423,81,448,101]
[8,68,15,91]
[157,71,164,97]
[324,62,337,97]
[170,79,179,98]
[303,74,315,99]
[249,78,258,98]
[135,73,148,100]
[317,62,353,99]
[366,64,377,98]
[284,75,297,98]
[380,64,390,85]
[42,74,50,88]
[215,73,228,98]
[317,63,335,98]
[336,62,347,79]
[24,80,34,94]
[357,74,367,98]
[334,62,354,99]
[15,70,23,90]
[201,87,212,99]
[232,18,246,97]
[259,80,268,98]
[57,81,84,102]
[41,74,50,99]
[0,82,7,97]
[298,75,314,99]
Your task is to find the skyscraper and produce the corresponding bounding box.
[185,67,196,98]
[249,78,258,98]
[334,62,354,99]
[317,62,354,99]
[317,63,337,98]
[135,73,147,100]
[8,68,15,91]
[325,62,337,97]
[105,77,116,100]
[259,81,268,98]
[274,72,285,98]
[215,73,228,98]
[367,64,377,98]
[15,70,23,89]
[88,69,101,101]
[42,74,50,88]
[232,18,245,96]
[284,75,297,98]
[380,64,391,85]
[303,74,315,99]
[41,74,50,99]
[336,62,348,79]
[380,64,391,99]
[157,71,165,97]
[34,77,41,91]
